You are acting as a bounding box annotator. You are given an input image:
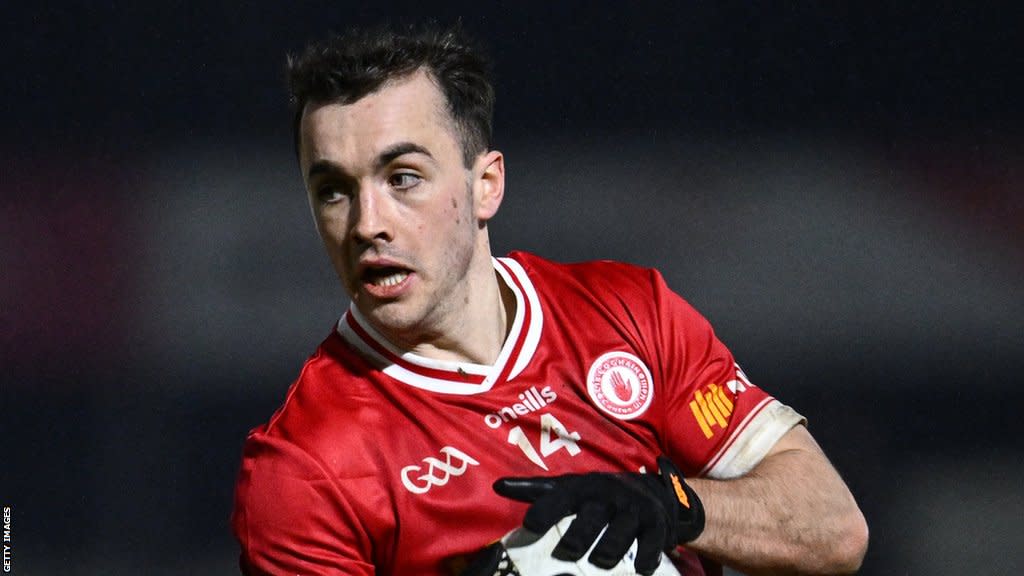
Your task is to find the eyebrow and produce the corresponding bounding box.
[375,142,434,171]
[306,142,435,181]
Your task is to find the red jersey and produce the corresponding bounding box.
[232,252,803,575]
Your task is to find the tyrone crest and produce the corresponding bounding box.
[586,351,654,420]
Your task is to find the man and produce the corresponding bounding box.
[231,24,868,576]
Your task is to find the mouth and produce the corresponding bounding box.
[357,261,415,298]
[363,266,411,288]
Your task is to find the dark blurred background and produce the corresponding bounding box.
[3,2,1022,574]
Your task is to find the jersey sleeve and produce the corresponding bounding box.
[231,427,378,575]
[646,270,805,479]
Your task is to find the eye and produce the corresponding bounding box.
[388,172,422,190]
[315,185,348,205]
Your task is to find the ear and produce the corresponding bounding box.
[473,150,505,222]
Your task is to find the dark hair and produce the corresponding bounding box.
[287,23,494,166]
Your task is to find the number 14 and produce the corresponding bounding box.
[507,413,582,470]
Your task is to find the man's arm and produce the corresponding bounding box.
[685,424,868,575]
[232,433,377,575]
[492,423,867,575]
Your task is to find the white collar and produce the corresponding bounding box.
[336,256,543,395]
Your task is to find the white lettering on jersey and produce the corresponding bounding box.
[507,413,582,470]
[726,363,756,394]
[400,446,480,494]
[483,386,558,429]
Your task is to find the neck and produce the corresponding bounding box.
[397,255,515,366]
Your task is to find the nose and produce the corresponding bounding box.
[350,184,393,244]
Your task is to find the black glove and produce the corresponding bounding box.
[492,457,704,576]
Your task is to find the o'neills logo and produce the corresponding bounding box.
[484,386,557,429]
[586,351,653,420]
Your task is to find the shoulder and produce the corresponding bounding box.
[506,251,667,296]
[232,331,393,572]
[243,331,383,478]
[506,252,717,356]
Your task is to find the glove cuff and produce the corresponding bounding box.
[656,457,706,544]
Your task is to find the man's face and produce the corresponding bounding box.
[298,72,501,342]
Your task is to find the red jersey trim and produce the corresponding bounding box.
[494,257,544,382]
[698,398,805,479]
[335,256,543,395]
[699,397,773,476]
[343,313,488,384]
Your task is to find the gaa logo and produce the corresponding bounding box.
[586,351,654,420]
[400,446,479,494]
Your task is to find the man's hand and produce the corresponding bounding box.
[492,457,704,576]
